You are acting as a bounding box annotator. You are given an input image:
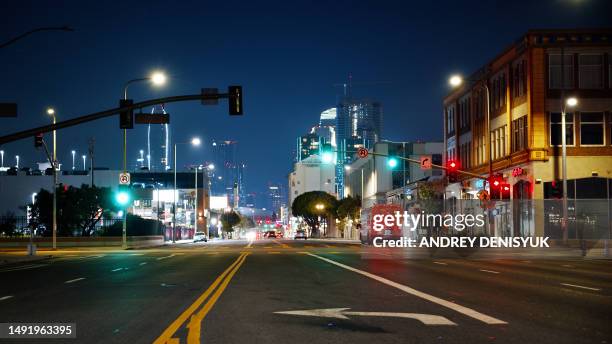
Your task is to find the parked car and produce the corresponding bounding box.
[294,230,307,240]
[193,232,208,242]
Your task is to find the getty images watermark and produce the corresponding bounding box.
[371,211,550,248]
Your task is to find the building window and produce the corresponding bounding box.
[513,60,527,98]
[549,54,574,89]
[512,116,528,152]
[579,54,603,89]
[490,126,506,160]
[446,105,455,134]
[549,112,574,146]
[580,112,604,145]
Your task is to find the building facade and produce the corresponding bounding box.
[443,29,612,237]
[288,155,336,212]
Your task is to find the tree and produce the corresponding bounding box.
[0,211,17,237]
[291,191,338,237]
[30,184,118,237]
[337,196,361,222]
[220,211,241,233]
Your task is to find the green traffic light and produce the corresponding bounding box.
[321,151,334,163]
[115,191,130,206]
[387,157,399,168]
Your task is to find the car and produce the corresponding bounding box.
[264,231,277,239]
[294,230,307,240]
[193,232,208,242]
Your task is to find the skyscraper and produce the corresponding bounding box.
[335,97,383,197]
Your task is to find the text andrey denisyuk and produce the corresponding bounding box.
[371,211,550,248]
[373,236,550,248]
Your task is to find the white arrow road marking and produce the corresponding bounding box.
[274,308,456,325]
[0,295,14,301]
[306,253,507,325]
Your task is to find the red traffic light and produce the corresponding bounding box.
[502,184,510,191]
[446,160,459,170]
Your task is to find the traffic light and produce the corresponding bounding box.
[446,160,459,183]
[500,183,511,200]
[34,133,43,148]
[550,180,562,199]
[119,99,134,129]
[228,86,243,116]
[387,157,399,169]
[488,174,504,199]
[115,185,131,207]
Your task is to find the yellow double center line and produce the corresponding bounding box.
[154,252,250,344]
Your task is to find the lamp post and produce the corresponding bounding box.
[47,107,58,250]
[71,150,76,170]
[562,97,578,242]
[122,71,167,246]
[172,137,201,243]
[0,150,4,168]
[449,74,493,235]
[82,155,86,170]
[15,155,19,168]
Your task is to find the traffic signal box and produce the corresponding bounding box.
[446,160,459,183]
[119,99,134,129]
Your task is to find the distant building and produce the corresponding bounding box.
[288,155,336,213]
[344,141,443,209]
[335,97,383,197]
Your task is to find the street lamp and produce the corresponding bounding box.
[15,155,19,168]
[121,71,167,246]
[450,73,492,235]
[82,155,87,170]
[47,107,58,250]
[172,137,201,243]
[0,150,4,168]
[71,150,76,170]
[561,97,578,242]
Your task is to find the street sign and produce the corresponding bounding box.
[201,88,219,105]
[119,172,131,185]
[135,113,170,124]
[0,103,17,117]
[420,155,432,170]
[357,147,369,159]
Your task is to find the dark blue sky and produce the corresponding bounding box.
[1,0,610,202]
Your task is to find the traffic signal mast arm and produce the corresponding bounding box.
[344,150,488,181]
[0,89,241,145]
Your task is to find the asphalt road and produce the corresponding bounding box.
[0,239,610,344]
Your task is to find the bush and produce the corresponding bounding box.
[100,214,163,236]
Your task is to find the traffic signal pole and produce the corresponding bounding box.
[0,91,240,146]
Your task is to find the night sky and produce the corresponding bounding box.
[1,0,610,205]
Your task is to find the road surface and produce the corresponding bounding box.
[1,239,610,343]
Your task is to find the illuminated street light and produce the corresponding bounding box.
[566,97,578,107]
[208,163,215,170]
[191,137,201,146]
[46,107,55,115]
[151,71,167,86]
[15,155,19,168]
[82,155,86,170]
[172,137,202,243]
[344,165,351,171]
[315,203,325,211]
[0,150,4,168]
[449,75,463,87]
[71,150,76,170]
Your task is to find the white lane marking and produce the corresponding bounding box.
[307,253,507,325]
[560,283,601,291]
[433,262,448,266]
[65,277,86,284]
[0,295,14,301]
[156,254,176,261]
[479,269,500,274]
[275,308,456,325]
[111,268,124,272]
[139,262,147,266]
